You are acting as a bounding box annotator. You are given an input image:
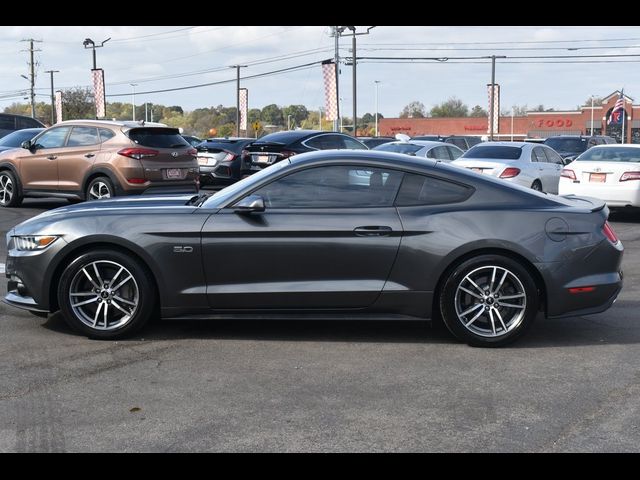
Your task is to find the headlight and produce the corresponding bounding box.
[13,235,59,251]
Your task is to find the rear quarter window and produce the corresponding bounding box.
[395,173,473,206]
[127,128,189,148]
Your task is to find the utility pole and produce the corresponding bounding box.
[44,70,59,125]
[230,65,247,136]
[346,26,376,137]
[374,80,381,137]
[21,39,42,119]
[332,26,344,132]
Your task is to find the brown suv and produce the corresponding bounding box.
[0,120,199,207]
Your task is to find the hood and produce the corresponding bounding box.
[0,145,20,153]
[13,194,201,235]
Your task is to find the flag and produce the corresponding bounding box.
[239,88,248,131]
[607,90,625,125]
[92,68,106,118]
[321,60,338,121]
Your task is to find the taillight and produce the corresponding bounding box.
[223,153,235,162]
[561,169,576,180]
[603,221,619,244]
[499,167,520,179]
[281,150,297,159]
[118,148,159,160]
[187,148,197,156]
[619,171,640,182]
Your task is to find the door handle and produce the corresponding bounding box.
[84,153,95,158]
[354,226,393,237]
[46,155,57,160]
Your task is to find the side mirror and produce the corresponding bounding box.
[233,194,265,214]
[21,140,32,150]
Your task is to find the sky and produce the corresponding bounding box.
[1,26,640,118]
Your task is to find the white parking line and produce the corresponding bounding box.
[0,263,4,274]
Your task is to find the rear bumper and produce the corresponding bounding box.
[546,270,623,319]
[559,179,640,207]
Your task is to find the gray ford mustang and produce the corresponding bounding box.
[3,150,624,347]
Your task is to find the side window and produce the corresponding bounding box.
[305,135,344,150]
[427,146,451,160]
[447,138,467,150]
[395,173,473,206]
[533,147,548,163]
[251,165,404,208]
[342,136,368,150]
[17,117,40,129]
[66,127,100,147]
[447,146,463,160]
[99,128,116,143]
[543,147,564,165]
[33,127,71,149]
[0,116,15,130]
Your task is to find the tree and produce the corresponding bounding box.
[261,104,284,126]
[430,97,468,117]
[61,87,94,120]
[283,105,309,128]
[248,109,262,125]
[399,101,427,118]
[470,105,487,117]
[583,96,603,107]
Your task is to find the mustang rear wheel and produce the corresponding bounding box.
[58,249,155,339]
[439,254,539,347]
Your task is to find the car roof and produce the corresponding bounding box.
[585,143,640,149]
[384,140,449,148]
[56,120,169,129]
[471,141,530,147]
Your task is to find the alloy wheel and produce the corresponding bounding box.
[454,265,527,338]
[89,181,112,200]
[0,174,14,205]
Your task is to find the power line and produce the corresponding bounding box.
[358,37,640,47]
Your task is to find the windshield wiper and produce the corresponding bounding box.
[186,192,213,206]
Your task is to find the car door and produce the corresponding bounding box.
[541,146,563,193]
[200,164,404,310]
[532,146,556,193]
[57,126,101,193]
[17,126,71,191]
[426,146,452,161]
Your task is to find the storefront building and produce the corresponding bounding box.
[379,91,640,143]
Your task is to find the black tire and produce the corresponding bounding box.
[0,170,23,207]
[57,249,156,340]
[531,180,543,192]
[86,176,115,201]
[67,198,82,204]
[438,254,539,347]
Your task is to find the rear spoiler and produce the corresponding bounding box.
[558,194,606,213]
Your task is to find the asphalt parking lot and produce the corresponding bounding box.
[0,198,639,452]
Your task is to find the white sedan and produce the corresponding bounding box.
[559,144,640,208]
[451,142,565,193]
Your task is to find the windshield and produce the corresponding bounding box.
[203,159,291,208]
[373,143,423,155]
[0,129,41,147]
[577,147,640,162]
[463,145,523,160]
[544,137,587,153]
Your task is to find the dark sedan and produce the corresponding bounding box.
[0,128,43,153]
[4,151,623,346]
[196,137,254,187]
[242,130,367,175]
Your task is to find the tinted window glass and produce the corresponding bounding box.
[466,137,482,147]
[463,145,523,160]
[427,146,451,160]
[0,129,41,147]
[533,147,548,163]
[99,128,116,143]
[199,139,252,154]
[128,128,189,148]
[447,145,463,160]
[543,147,564,165]
[447,138,467,150]
[374,143,422,155]
[16,117,42,129]
[544,137,588,154]
[396,174,473,206]
[67,127,99,146]
[577,147,640,162]
[253,165,404,208]
[342,136,368,150]
[34,127,71,149]
[305,135,344,150]
[0,116,15,130]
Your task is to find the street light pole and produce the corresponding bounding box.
[44,70,59,125]
[130,84,137,121]
[374,80,381,137]
[488,55,506,141]
[590,95,595,136]
[83,37,111,70]
[345,26,376,137]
